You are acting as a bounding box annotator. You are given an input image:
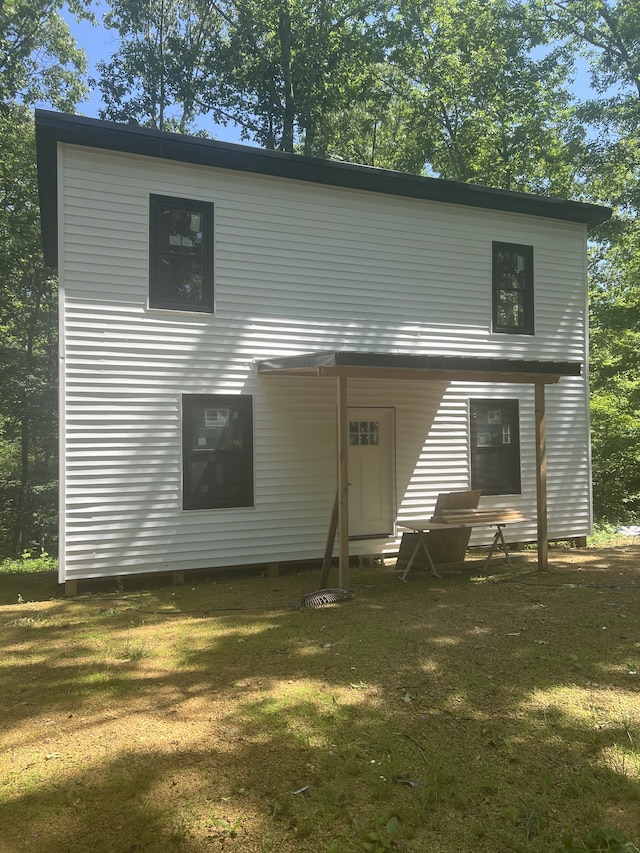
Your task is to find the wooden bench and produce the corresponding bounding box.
[395,491,525,581]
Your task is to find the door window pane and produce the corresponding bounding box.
[349,420,379,446]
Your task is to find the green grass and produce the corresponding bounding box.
[0,550,59,605]
[1,545,640,851]
[588,525,639,548]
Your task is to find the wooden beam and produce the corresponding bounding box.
[259,366,562,384]
[319,492,339,589]
[535,382,548,570]
[337,375,350,589]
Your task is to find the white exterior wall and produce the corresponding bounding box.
[58,144,590,581]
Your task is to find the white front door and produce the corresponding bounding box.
[348,408,395,538]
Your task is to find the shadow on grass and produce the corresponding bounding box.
[0,569,60,605]
[1,692,639,852]
[2,549,640,851]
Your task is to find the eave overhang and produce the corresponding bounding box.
[256,351,581,384]
[35,109,612,269]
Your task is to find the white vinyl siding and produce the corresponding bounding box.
[58,145,590,580]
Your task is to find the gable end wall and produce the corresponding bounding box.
[58,145,590,580]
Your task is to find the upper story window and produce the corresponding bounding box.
[492,242,534,335]
[149,195,214,312]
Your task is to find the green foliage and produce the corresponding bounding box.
[1,0,639,548]
[588,524,627,546]
[0,549,57,574]
[0,0,87,557]
[379,0,580,191]
[95,0,209,132]
[96,0,386,154]
[588,215,640,523]
[561,826,640,852]
[208,816,245,840]
[95,0,582,181]
[535,0,640,524]
[362,816,400,852]
[0,0,89,109]
[0,106,59,556]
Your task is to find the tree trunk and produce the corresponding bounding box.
[278,1,295,152]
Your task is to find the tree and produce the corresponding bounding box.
[96,0,218,132]
[205,0,385,155]
[370,0,581,191]
[0,2,87,555]
[589,221,640,522]
[97,0,386,154]
[537,0,640,522]
[319,63,425,170]
[0,0,88,108]
[0,106,58,555]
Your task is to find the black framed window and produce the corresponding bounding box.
[492,242,534,335]
[470,399,521,495]
[150,195,214,312]
[183,395,253,509]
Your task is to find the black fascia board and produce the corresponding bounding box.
[35,115,61,268]
[35,109,613,268]
[256,351,582,377]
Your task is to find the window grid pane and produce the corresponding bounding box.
[183,395,253,509]
[492,242,533,335]
[470,399,521,495]
[349,420,379,446]
[150,195,214,312]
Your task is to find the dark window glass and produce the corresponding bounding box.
[150,195,214,311]
[470,399,521,495]
[492,242,534,335]
[183,395,253,509]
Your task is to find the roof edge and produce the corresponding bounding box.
[257,351,582,380]
[35,110,612,268]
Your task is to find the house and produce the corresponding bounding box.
[35,110,612,594]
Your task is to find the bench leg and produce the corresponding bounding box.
[482,525,513,570]
[401,532,440,582]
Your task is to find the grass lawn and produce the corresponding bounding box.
[1,545,640,852]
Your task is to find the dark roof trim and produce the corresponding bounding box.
[256,351,581,383]
[35,109,612,269]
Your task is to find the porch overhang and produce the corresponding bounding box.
[258,350,581,587]
[256,351,581,384]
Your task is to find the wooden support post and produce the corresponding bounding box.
[172,570,185,586]
[64,579,78,597]
[337,375,350,589]
[320,492,339,589]
[535,382,548,571]
[266,562,280,578]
